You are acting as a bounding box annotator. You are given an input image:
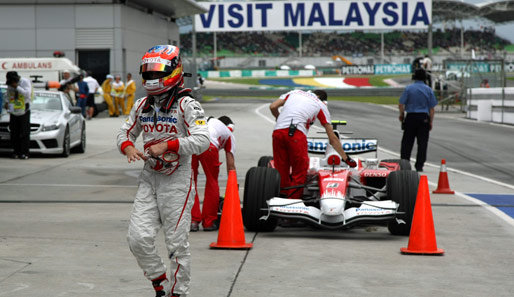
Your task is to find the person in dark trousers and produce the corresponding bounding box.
[76,74,89,117]
[4,71,32,159]
[270,89,356,200]
[399,68,438,172]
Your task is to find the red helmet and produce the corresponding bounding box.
[140,45,183,95]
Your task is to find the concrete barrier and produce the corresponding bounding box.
[467,87,514,125]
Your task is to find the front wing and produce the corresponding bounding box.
[263,198,399,230]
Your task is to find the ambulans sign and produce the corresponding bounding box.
[195,0,432,32]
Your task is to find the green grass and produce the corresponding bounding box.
[210,74,407,88]
[205,74,405,104]
[329,96,398,104]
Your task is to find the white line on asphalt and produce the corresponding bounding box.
[255,103,276,125]
[454,191,514,228]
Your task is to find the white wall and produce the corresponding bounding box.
[0,3,180,97]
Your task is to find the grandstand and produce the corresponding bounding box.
[180,29,511,60]
[180,0,514,69]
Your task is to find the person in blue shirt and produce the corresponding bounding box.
[398,68,438,172]
[76,74,89,117]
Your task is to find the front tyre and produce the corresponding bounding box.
[387,170,419,236]
[243,167,280,232]
[61,126,71,157]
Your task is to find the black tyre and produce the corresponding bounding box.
[387,170,420,235]
[61,126,71,157]
[257,156,273,167]
[381,159,412,170]
[243,167,280,232]
[71,123,86,153]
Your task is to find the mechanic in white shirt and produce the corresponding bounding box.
[191,116,236,231]
[270,89,356,199]
[83,72,100,120]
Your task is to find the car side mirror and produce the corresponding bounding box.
[69,106,82,114]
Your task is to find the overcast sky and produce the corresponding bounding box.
[460,0,514,42]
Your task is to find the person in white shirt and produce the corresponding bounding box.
[191,116,236,231]
[422,55,433,87]
[59,70,78,105]
[269,89,356,200]
[83,71,100,120]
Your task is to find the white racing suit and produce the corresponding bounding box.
[117,88,209,296]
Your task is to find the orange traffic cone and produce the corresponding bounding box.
[401,175,444,255]
[210,170,253,249]
[433,159,455,194]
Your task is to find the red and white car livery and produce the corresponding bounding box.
[243,121,420,236]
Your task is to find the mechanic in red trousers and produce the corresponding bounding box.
[270,90,357,200]
[191,115,236,231]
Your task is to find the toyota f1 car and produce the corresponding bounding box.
[242,121,420,236]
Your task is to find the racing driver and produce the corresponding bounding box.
[270,89,357,199]
[117,45,209,297]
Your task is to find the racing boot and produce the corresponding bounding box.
[190,221,200,232]
[152,273,171,297]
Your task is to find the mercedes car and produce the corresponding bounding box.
[0,87,86,157]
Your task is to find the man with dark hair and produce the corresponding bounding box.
[83,71,100,120]
[4,71,32,159]
[270,89,356,200]
[422,54,433,87]
[76,74,89,117]
[399,68,438,172]
[313,89,327,102]
[191,115,236,231]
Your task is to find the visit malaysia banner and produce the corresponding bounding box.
[195,0,432,32]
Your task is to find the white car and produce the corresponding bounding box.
[0,87,86,157]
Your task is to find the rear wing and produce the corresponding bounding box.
[307,138,378,155]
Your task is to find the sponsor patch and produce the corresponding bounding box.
[195,120,206,125]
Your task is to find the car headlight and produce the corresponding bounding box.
[41,122,61,131]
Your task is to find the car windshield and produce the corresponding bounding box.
[32,93,63,111]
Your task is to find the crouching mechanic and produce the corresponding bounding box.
[117,45,209,297]
[270,89,357,199]
[191,116,236,231]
